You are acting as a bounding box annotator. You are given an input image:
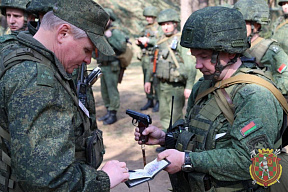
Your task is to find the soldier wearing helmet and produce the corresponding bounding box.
[272,0,288,54]
[144,8,196,146]
[96,8,127,125]
[234,0,288,97]
[134,6,284,192]
[0,0,33,34]
[136,6,162,113]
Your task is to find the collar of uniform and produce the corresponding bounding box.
[16,31,71,80]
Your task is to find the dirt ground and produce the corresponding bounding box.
[91,62,173,192]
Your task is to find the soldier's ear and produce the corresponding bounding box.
[228,53,237,59]
[56,24,72,43]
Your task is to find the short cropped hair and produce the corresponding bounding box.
[41,11,87,39]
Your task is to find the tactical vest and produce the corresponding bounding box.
[172,66,288,192]
[155,33,187,84]
[0,46,105,191]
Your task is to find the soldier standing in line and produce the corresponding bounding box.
[136,6,162,112]
[234,0,288,98]
[97,8,127,125]
[0,0,129,191]
[144,8,196,132]
[271,0,288,55]
[135,6,285,192]
[0,0,34,34]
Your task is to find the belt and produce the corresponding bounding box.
[160,80,185,87]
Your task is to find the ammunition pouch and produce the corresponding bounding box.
[85,129,105,169]
[110,60,120,72]
[175,131,196,152]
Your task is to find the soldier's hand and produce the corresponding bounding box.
[101,160,129,189]
[134,125,166,145]
[157,149,185,174]
[144,82,151,94]
[184,88,192,99]
[138,37,149,45]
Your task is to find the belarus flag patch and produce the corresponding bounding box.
[240,121,257,136]
[277,64,287,73]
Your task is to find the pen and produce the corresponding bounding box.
[128,170,135,172]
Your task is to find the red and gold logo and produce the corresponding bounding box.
[250,149,282,187]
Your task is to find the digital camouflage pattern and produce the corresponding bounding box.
[53,0,114,56]
[143,6,159,17]
[272,15,288,54]
[0,0,29,15]
[180,64,283,191]
[26,0,57,14]
[0,32,110,191]
[180,6,249,54]
[157,8,180,24]
[233,0,270,25]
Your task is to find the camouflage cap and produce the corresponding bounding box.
[157,8,180,24]
[104,8,116,21]
[180,6,249,54]
[26,0,57,14]
[53,0,114,56]
[1,0,30,15]
[278,0,288,6]
[143,6,159,17]
[234,0,270,25]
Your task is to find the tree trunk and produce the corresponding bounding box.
[180,0,193,30]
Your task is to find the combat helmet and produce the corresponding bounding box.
[181,6,249,54]
[143,6,159,17]
[104,8,116,21]
[26,0,57,14]
[278,0,288,6]
[0,0,30,15]
[157,8,180,24]
[234,0,270,25]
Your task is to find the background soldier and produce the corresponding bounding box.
[0,0,33,34]
[136,6,162,112]
[0,0,129,190]
[97,8,127,125]
[234,0,288,97]
[135,6,285,192]
[271,0,288,55]
[144,8,196,133]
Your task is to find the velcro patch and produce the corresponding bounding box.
[240,121,257,137]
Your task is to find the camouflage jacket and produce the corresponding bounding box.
[246,38,288,95]
[145,32,196,89]
[96,25,127,63]
[272,15,288,55]
[181,63,283,191]
[138,22,162,52]
[0,32,110,191]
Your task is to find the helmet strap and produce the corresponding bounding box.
[205,51,239,81]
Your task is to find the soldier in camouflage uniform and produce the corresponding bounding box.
[135,6,284,192]
[0,0,129,191]
[234,0,288,97]
[0,0,32,34]
[271,0,288,54]
[26,0,98,132]
[97,8,127,125]
[136,6,162,112]
[144,8,196,131]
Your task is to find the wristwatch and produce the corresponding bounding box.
[181,151,193,172]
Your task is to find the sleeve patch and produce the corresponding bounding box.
[277,64,287,73]
[240,121,257,137]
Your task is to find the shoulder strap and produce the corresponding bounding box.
[157,32,181,45]
[195,74,288,115]
[275,19,288,32]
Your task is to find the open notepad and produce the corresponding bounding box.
[125,158,170,188]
